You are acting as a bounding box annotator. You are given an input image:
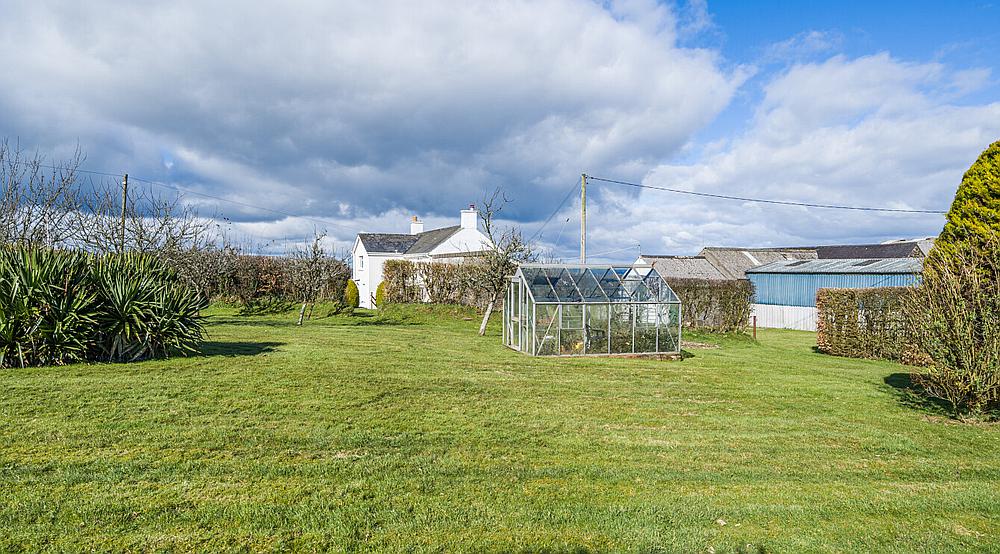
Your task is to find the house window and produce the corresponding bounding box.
[359,256,364,270]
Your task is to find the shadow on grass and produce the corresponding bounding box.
[197,341,284,357]
[883,372,955,417]
[353,314,424,326]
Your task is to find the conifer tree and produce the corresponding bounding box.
[933,140,1000,260]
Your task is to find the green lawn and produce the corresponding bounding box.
[1,304,998,552]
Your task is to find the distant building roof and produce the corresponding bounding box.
[699,247,817,280]
[747,258,923,275]
[815,240,932,259]
[640,255,728,281]
[358,225,461,254]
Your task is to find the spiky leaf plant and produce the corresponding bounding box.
[0,247,95,368]
[0,246,207,368]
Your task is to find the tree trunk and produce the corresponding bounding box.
[297,302,307,326]
[478,298,495,336]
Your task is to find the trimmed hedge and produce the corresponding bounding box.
[668,278,753,333]
[816,287,926,364]
[382,259,489,309]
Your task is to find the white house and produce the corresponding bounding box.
[351,205,492,308]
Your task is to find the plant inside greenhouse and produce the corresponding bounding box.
[503,264,682,356]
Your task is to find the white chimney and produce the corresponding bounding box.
[461,204,477,230]
[410,216,424,235]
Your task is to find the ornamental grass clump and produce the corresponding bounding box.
[0,245,207,368]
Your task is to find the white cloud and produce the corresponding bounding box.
[0,0,744,228]
[764,30,842,63]
[573,53,1000,259]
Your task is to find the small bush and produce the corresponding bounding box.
[906,238,1000,418]
[344,280,360,309]
[375,281,387,308]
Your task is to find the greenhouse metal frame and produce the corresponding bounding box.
[502,264,682,357]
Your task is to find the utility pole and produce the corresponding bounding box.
[580,173,587,264]
[120,173,128,253]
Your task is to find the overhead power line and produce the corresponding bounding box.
[586,175,947,215]
[36,163,362,234]
[529,180,580,242]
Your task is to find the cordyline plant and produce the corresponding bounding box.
[0,245,207,369]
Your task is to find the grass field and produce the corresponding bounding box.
[1,304,998,552]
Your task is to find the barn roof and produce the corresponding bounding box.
[699,247,817,280]
[641,255,728,281]
[815,240,930,259]
[747,258,923,275]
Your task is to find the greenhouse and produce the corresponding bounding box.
[503,264,682,357]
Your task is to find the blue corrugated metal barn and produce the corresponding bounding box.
[747,258,923,307]
[745,258,923,330]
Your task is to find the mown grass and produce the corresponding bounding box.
[1,304,998,552]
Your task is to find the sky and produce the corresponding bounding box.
[1,0,998,260]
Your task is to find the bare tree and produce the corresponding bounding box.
[0,139,82,246]
[476,187,535,336]
[289,229,351,324]
[74,179,211,254]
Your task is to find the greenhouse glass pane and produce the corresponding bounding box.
[610,304,632,353]
[631,279,654,302]
[585,304,609,354]
[524,294,533,354]
[657,304,680,352]
[575,269,608,301]
[550,268,582,302]
[634,304,657,353]
[596,268,628,301]
[561,304,584,329]
[560,329,585,355]
[642,272,664,303]
[648,271,679,303]
[620,268,648,301]
[535,304,558,355]
[505,280,514,348]
[522,267,558,302]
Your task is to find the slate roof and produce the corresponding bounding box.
[699,247,817,280]
[358,225,462,254]
[407,226,461,254]
[747,258,923,275]
[640,255,728,281]
[815,240,931,259]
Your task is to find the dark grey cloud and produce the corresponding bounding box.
[0,0,742,237]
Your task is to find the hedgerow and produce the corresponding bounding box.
[815,287,923,363]
[668,278,753,333]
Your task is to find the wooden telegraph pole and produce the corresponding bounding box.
[120,173,128,253]
[580,173,587,263]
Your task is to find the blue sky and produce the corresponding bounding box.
[692,1,1000,145]
[1,1,998,259]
